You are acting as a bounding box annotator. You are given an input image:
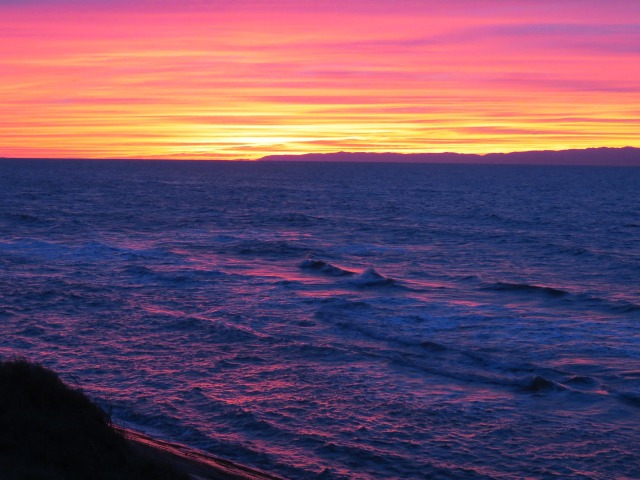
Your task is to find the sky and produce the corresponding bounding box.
[1,0,639,160]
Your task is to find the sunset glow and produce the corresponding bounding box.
[2,0,639,160]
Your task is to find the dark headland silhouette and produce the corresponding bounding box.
[0,359,284,480]
[259,147,640,166]
[0,359,187,480]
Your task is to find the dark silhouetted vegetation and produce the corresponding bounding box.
[0,359,188,480]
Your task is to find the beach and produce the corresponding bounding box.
[123,429,287,480]
[0,358,287,480]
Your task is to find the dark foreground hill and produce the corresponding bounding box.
[0,359,187,480]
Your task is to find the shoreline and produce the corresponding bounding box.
[0,358,288,480]
[120,428,288,480]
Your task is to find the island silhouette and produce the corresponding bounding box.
[258,146,640,166]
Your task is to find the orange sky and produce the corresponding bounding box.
[2,0,639,160]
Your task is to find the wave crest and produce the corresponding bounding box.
[349,268,395,287]
[299,259,354,276]
[483,282,569,298]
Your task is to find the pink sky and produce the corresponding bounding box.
[2,0,639,159]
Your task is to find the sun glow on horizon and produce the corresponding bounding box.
[1,1,639,160]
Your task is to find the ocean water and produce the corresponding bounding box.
[1,159,639,479]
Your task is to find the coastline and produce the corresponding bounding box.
[121,428,288,480]
[0,359,288,480]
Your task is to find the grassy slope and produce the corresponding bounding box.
[0,359,188,480]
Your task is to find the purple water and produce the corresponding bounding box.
[1,159,639,479]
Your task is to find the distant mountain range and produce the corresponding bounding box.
[258,147,640,166]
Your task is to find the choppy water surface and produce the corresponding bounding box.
[1,159,639,479]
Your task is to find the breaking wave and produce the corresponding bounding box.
[299,259,354,276]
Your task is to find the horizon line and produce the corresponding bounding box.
[1,145,639,165]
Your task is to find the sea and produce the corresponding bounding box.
[1,159,639,479]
